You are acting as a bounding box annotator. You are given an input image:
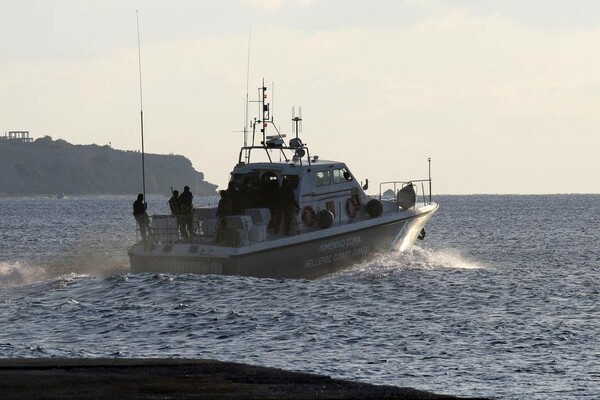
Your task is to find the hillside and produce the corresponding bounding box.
[0,136,218,196]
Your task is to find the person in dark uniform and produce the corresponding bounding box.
[260,173,280,234]
[280,178,299,235]
[239,172,260,211]
[168,190,183,238]
[227,181,243,216]
[179,185,194,239]
[133,193,150,243]
[216,189,233,242]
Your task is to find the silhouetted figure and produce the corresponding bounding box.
[270,182,285,234]
[179,186,194,238]
[239,173,260,211]
[133,193,150,243]
[216,189,233,242]
[260,174,280,234]
[228,181,244,216]
[168,190,184,238]
[280,179,299,235]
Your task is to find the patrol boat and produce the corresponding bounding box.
[128,83,438,279]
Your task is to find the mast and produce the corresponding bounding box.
[136,10,146,200]
[244,28,251,163]
[428,157,432,204]
[261,78,267,143]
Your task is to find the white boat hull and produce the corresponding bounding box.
[129,203,438,279]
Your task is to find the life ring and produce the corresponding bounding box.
[301,206,316,227]
[365,199,383,217]
[316,210,334,229]
[345,197,361,219]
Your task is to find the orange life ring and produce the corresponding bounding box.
[301,206,316,227]
[345,197,361,219]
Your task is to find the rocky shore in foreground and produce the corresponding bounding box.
[0,358,488,399]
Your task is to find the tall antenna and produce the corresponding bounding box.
[292,106,302,139]
[136,10,146,201]
[428,157,432,204]
[244,28,251,163]
[260,78,268,141]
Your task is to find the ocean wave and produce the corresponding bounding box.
[329,245,484,281]
[0,260,109,288]
[0,261,50,287]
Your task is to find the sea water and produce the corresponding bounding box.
[0,194,598,399]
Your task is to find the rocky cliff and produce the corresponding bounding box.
[0,136,218,196]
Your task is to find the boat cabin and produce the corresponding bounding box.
[228,158,367,235]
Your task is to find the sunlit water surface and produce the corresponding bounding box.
[1,194,599,399]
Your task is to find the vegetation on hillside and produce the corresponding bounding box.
[0,136,218,196]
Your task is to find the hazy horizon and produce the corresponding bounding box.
[2,0,599,194]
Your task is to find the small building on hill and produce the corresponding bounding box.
[1,131,33,144]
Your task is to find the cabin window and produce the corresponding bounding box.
[230,173,245,187]
[314,170,331,186]
[283,175,300,190]
[260,171,279,186]
[333,168,352,184]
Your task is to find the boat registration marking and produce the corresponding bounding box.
[304,243,370,269]
[319,235,361,252]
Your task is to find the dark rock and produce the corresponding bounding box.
[0,358,489,400]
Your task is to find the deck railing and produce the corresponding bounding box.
[379,178,433,208]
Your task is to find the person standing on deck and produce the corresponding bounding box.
[133,193,151,244]
[168,190,183,238]
[216,189,233,242]
[179,186,194,239]
[280,179,299,235]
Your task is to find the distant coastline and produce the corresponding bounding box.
[0,134,218,196]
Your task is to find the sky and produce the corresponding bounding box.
[1,0,600,194]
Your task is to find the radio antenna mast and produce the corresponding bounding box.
[292,106,302,139]
[136,10,146,201]
[244,28,251,163]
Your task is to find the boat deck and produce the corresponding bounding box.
[137,199,416,248]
